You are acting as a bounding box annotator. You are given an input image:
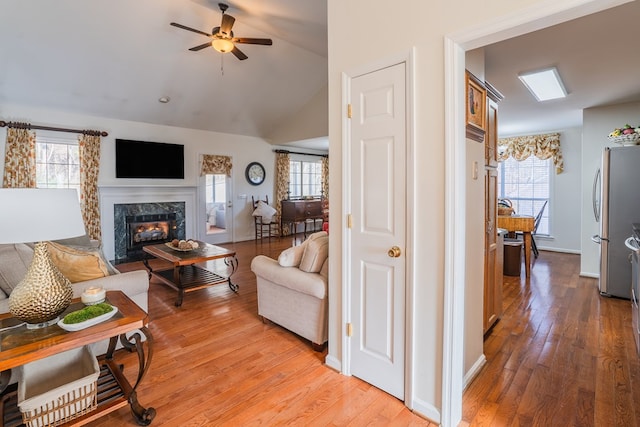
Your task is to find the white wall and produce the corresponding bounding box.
[0,103,277,246]
[581,101,640,277]
[463,50,486,380]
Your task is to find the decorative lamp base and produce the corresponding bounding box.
[8,242,73,327]
[25,316,61,330]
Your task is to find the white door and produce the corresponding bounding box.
[348,62,406,400]
[199,173,233,244]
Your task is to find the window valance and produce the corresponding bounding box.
[498,133,564,174]
[200,154,232,176]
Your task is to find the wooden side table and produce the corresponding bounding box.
[0,291,155,426]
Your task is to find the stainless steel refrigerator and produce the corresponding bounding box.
[591,145,640,299]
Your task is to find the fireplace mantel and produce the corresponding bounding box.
[99,186,197,261]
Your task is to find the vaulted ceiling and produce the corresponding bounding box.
[0,0,328,143]
[1,1,639,146]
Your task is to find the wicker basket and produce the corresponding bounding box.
[18,346,99,427]
[608,133,640,145]
[498,198,514,216]
[498,206,514,216]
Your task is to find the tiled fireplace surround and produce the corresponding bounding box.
[99,186,197,262]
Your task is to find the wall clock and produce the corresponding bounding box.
[245,162,265,185]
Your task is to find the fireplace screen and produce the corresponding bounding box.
[126,213,177,253]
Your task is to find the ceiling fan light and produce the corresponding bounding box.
[212,38,234,53]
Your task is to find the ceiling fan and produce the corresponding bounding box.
[170,2,272,61]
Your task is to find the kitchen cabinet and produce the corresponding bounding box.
[484,82,504,334]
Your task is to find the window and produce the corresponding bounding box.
[498,155,550,235]
[35,135,80,191]
[289,159,322,198]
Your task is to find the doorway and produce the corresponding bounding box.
[199,173,233,244]
[445,1,630,425]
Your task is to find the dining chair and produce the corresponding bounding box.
[520,200,547,258]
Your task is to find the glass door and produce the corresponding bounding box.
[199,174,233,244]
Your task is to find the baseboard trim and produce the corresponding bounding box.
[324,354,341,372]
[464,354,487,389]
[411,397,441,425]
[537,246,580,255]
[580,272,599,279]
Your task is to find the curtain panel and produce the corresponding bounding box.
[321,156,329,200]
[498,132,564,174]
[78,134,102,240]
[275,152,290,235]
[2,128,36,188]
[200,154,232,176]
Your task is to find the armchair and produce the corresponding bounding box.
[250,231,328,350]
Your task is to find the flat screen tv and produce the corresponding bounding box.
[115,139,184,179]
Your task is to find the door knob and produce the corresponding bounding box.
[388,246,401,258]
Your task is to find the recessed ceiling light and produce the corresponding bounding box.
[518,67,567,101]
[158,96,170,104]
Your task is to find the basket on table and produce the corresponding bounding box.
[498,199,514,216]
[17,346,99,427]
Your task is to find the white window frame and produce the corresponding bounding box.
[35,133,80,192]
[497,155,552,236]
[288,155,323,199]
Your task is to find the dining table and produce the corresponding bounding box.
[497,214,535,278]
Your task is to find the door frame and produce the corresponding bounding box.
[442,0,631,425]
[341,49,416,407]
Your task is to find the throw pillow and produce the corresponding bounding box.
[277,245,305,267]
[0,244,34,296]
[299,236,329,273]
[46,241,111,283]
[252,200,277,223]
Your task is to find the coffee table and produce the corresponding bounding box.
[0,291,155,426]
[142,241,238,307]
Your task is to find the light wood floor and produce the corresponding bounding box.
[92,236,435,426]
[463,251,640,427]
[91,241,639,426]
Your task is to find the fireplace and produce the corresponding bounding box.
[113,202,186,263]
[126,213,177,258]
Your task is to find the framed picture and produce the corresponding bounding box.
[466,71,487,142]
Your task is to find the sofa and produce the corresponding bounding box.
[250,231,328,350]
[0,238,149,384]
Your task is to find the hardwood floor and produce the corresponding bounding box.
[463,251,640,427]
[90,242,639,426]
[91,236,435,426]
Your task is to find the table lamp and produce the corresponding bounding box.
[0,188,86,328]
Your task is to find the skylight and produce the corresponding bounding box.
[518,67,567,101]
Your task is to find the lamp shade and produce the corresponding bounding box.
[212,38,234,53]
[0,188,86,244]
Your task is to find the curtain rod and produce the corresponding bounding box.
[274,149,328,158]
[0,120,108,137]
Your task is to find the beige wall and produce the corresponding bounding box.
[326,0,630,423]
[463,49,486,380]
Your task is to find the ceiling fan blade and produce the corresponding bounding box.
[189,42,212,52]
[231,46,248,60]
[234,38,273,46]
[170,22,212,37]
[220,14,236,36]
